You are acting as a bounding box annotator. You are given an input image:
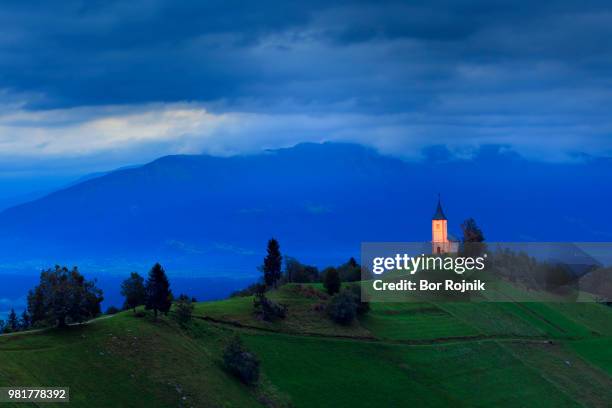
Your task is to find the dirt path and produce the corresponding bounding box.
[195,314,569,346]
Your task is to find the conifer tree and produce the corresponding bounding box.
[262,238,282,288]
[7,308,18,332]
[19,310,31,330]
[145,263,173,318]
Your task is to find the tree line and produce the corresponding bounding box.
[0,262,196,334]
[0,218,486,334]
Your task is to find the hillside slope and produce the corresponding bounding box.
[1,285,612,407]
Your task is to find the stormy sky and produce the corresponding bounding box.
[1,0,612,183]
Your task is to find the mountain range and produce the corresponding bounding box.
[0,142,610,277]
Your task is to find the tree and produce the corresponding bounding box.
[338,257,361,282]
[19,311,31,331]
[263,238,282,288]
[27,283,46,326]
[323,267,341,295]
[327,290,358,325]
[145,263,173,318]
[285,257,319,283]
[460,218,486,257]
[27,265,103,328]
[121,272,146,312]
[7,308,18,332]
[223,336,260,385]
[173,294,194,326]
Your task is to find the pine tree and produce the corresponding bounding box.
[7,308,19,332]
[19,310,31,330]
[121,272,146,312]
[145,263,173,318]
[262,238,282,288]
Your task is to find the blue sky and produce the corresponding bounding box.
[0,0,611,193]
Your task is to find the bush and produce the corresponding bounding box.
[105,306,120,315]
[327,290,358,325]
[323,267,341,295]
[288,284,328,300]
[253,288,287,322]
[174,294,194,326]
[223,336,260,385]
[349,284,370,315]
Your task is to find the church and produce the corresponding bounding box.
[431,197,459,254]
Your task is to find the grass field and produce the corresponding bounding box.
[1,283,611,407]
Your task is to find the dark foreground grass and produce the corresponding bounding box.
[0,312,263,408]
[1,291,611,408]
[568,338,612,375]
[244,330,612,407]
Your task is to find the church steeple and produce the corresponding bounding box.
[432,194,447,220]
[431,195,457,254]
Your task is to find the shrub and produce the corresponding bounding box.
[174,294,194,326]
[288,284,328,300]
[327,290,358,325]
[105,306,120,315]
[323,267,341,295]
[253,289,287,322]
[349,284,370,315]
[223,336,260,385]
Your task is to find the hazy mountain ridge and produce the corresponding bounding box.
[0,142,610,276]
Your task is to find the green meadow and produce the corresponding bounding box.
[1,284,611,407]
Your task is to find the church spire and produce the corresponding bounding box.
[432,194,447,220]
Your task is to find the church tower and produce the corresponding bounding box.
[432,196,453,254]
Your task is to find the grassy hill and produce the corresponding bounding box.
[1,284,612,407]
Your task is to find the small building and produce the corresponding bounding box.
[431,197,459,254]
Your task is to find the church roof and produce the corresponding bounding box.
[432,197,447,220]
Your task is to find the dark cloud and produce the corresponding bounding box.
[0,0,610,161]
[0,0,608,108]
